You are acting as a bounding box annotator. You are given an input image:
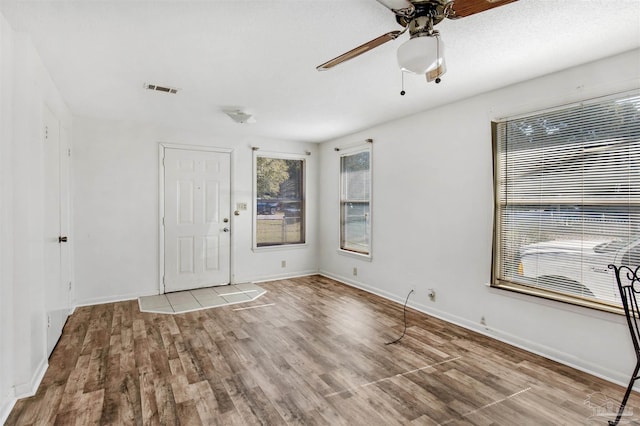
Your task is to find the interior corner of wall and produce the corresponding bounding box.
[12,356,47,399]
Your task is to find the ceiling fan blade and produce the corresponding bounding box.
[375,0,415,18]
[316,30,403,71]
[451,0,517,18]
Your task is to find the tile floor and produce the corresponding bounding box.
[138,282,266,314]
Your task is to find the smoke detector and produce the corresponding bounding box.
[224,110,255,124]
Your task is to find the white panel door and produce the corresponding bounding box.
[43,106,71,357]
[164,148,231,292]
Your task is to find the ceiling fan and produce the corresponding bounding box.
[317,0,516,83]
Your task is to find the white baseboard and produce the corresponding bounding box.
[246,270,319,284]
[13,356,47,398]
[0,392,16,425]
[410,298,630,389]
[318,270,631,389]
[74,291,156,308]
[319,269,406,304]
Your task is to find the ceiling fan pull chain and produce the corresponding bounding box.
[400,71,406,96]
[435,35,442,84]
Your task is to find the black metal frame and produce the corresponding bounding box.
[609,263,640,426]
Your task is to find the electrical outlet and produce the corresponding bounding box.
[281,260,286,268]
[353,267,358,276]
[480,316,487,326]
[428,289,436,301]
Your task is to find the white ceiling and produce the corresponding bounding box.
[1,0,639,143]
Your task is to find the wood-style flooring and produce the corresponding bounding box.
[7,275,640,425]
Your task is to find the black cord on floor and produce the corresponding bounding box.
[385,289,414,345]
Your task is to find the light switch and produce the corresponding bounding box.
[237,202,248,211]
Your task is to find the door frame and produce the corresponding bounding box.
[158,143,235,294]
[43,103,72,357]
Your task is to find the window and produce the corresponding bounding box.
[340,147,371,255]
[492,91,640,311]
[255,155,305,247]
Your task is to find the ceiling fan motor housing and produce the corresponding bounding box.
[395,0,452,28]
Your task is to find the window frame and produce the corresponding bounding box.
[253,151,306,250]
[491,91,640,314]
[338,145,372,259]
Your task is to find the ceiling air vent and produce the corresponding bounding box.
[144,83,179,94]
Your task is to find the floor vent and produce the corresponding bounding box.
[144,83,179,94]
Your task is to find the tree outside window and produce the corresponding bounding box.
[256,156,305,247]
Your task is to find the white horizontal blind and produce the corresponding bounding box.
[493,92,640,308]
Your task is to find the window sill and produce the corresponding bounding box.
[253,243,308,253]
[337,249,372,262]
[491,280,624,316]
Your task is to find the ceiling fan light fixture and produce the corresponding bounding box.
[396,33,445,75]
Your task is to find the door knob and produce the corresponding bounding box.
[223,218,229,223]
[223,228,230,232]
[58,236,68,243]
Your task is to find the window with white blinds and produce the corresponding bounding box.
[492,91,640,311]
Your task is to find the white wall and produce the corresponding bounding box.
[72,118,319,305]
[0,12,72,423]
[318,49,640,387]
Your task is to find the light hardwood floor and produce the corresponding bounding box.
[7,275,640,425]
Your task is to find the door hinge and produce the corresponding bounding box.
[162,276,165,284]
[45,126,49,139]
[47,315,51,328]
[68,148,71,157]
[68,281,72,291]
